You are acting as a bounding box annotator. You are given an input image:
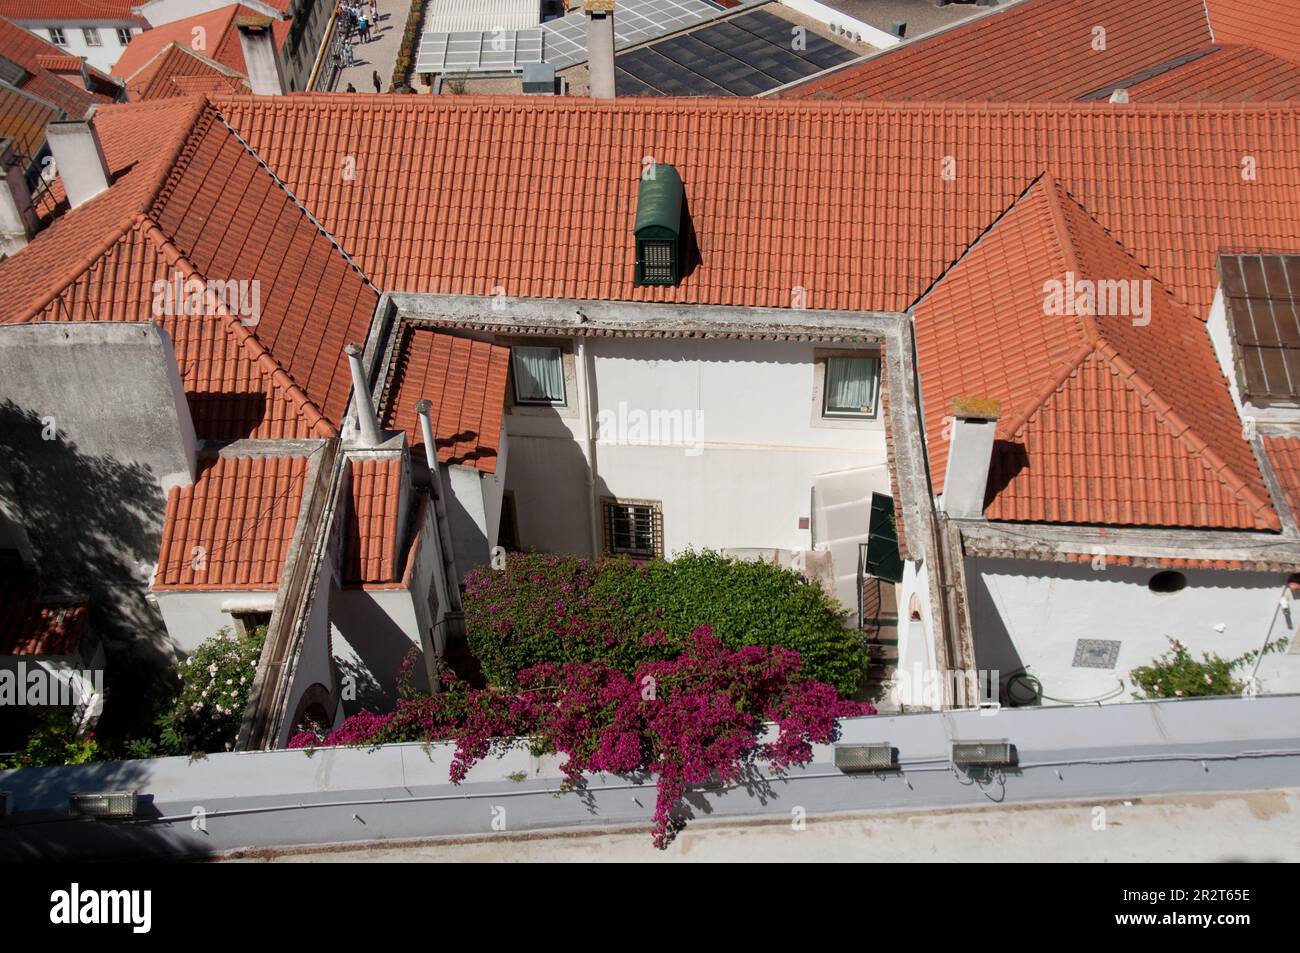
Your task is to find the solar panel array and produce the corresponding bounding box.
[616,9,857,96]
[415,28,545,72]
[416,0,740,74]
[542,0,732,69]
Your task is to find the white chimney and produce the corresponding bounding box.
[941,396,1001,519]
[236,14,285,95]
[46,116,111,209]
[0,138,37,256]
[584,0,616,100]
[346,343,383,448]
[1109,88,1130,103]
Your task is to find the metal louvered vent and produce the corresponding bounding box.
[640,241,675,284]
[834,743,894,772]
[69,792,138,818]
[951,741,1013,767]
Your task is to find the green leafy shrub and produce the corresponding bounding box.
[1,711,99,769]
[464,550,866,695]
[1130,636,1288,699]
[160,625,266,754]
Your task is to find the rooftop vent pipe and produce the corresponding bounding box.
[345,343,383,448]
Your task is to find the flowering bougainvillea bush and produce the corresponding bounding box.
[290,626,873,847]
[161,625,266,754]
[1130,636,1288,699]
[464,550,868,695]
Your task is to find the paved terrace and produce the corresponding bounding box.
[330,0,408,91]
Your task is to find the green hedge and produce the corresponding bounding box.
[464,550,867,695]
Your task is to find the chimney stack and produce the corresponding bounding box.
[46,116,111,209]
[941,397,1001,518]
[584,0,616,100]
[0,139,37,256]
[345,343,383,448]
[236,15,285,95]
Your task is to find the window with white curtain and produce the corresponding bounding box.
[823,355,879,418]
[511,345,566,405]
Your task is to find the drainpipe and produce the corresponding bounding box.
[416,399,463,615]
[345,343,383,448]
[575,337,602,558]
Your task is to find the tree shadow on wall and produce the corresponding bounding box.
[0,400,174,740]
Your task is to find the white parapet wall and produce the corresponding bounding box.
[777,0,902,48]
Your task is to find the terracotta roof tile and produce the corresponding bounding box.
[0,16,116,118]
[781,0,1212,102]
[1263,435,1300,524]
[1127,45,1300,101]
[916,174,1278,531]
[0,0,141,20]
[120,42,249,102]
[0,568,87,655]
[0,83,61,158]
[112,4,286,85]
[1205,0,1300,67]
[343,455,403,584]
[215,95,1300,321]
[0,99,375,439]
[154,453,309,590]
[382,327,510,473]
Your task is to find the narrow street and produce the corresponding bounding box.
[329,0,411,92]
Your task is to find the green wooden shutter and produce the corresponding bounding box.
[866,492,903,583]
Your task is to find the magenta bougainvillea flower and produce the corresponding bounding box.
[289,626,873,847]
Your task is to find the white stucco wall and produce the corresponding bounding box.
[502,337,887,557]
[967,557,1300,705]
[22,23,140,72]
[153,589,276,656]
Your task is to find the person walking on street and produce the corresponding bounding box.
[346,82,356,92]
[358,14,370,42]
[369,0,377,23]
[342,38,354,66]
[372,69,382,94]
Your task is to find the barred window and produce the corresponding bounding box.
[602,498,663,558]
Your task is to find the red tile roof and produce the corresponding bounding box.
[1127,45,1300,101]
[118,42,249,101]
[0,83,60,157]
[1205,0,1300,67]
[915,174,1278,530]
[154,453,309,589]
[0,0,142,21]
[111,4,289,88]
[35,52,82,71]
[215,95,1300,322]
[1263,435,1300,525]
[0,98,377,440]
[149,106,378,427]
[0,569,87,655]
[780,0,1212,101]
[0,16,116,120]
[343,455,403,584]
[382,327,510,474]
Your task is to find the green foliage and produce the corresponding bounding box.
[464,550,866,695]
[160,625,266,755]
[1130,636,1289,699]
[0,711,99,769]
